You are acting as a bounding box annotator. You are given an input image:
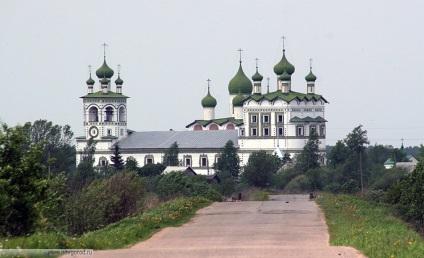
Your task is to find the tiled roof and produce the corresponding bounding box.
[117,130,238,149]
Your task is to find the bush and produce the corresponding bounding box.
[342,179,359,194]
[370,168,406,191]
[273,168,298,190]
[305,168,327,191]
[36,173,68,233]
[138,163,166,177]
[66,171,145,236]
[156,172,222,201]
[283,175,311,194]
[323,183,343,194]
[364,189,386,203]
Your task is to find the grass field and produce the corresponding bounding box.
[316,194,424,258]
[0,196,211,257]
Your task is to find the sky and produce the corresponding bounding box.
[1,0,424,147]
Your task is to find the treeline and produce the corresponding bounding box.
[0,120,221,238]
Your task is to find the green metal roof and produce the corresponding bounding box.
[81,91,129,98]
[96,60,114,79]
[115,75,124,85]
[201,88,217,107]
[228,63,253,95]
[101,135,118,139]
[305,69,317,82]
[384,158,395,165]
[232,90,245,106]
[290,116,327,123]
[86,75,95,85]
[246,90,328,103]
[252,68,263,81]
[273,49,295,76]
[186,117,243,128]
[279,69,291,81]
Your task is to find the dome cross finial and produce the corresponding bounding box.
[207,78,211,91]
[102,43,108,60]
[255,58,259,70]
[88,65,92,76]
[309,58,313,71]
[117,64,121,76]
[281,36,286,51]
[237,48,243,63]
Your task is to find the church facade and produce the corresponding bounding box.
[187,49,328,164]
[76,46,328,172]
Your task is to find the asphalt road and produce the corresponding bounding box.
[71,195,365,258]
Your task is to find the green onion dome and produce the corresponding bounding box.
[252,68,263,82]
[201,89,217,108]
[228,63,253,95]
[96,60,114,79]
[279,68,291,81]
[100,77,110,85]
[232,90,245,107]
[86,75,95,85]
[305,70,317,82]
[273,50,295,76]
[115,75,124,85]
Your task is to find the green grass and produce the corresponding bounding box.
[0,197,212,256]
[316,194,424,258]
[249,191,269,201]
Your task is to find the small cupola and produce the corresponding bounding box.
[279,68,291,93]
[115,65,124,94]
[100,76,110,94]
[232,89,245,119]
[202,79,217,120]
[305,60,317,94]
[201,88,217,108]
[86,65,95,94]
[251,58,263,94]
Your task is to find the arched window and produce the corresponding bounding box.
[119,106,126,122]
[194,125,203,131]
[89,107,98,122]
[99,156,108,167]
[226,124,235,130]
[209,124,218,130]
[320,126,326,136]
[105,107,114,122]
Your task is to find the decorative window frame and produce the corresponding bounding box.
[144,154,154,165]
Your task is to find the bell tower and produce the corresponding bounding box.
[80,45,129,142]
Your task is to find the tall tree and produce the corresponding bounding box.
[0,123,46,236]
[296,130,321,172]
[70,137,97,191]
[242,150,282,188]
[416,144,424,161]
[27,120,75,177]
[163,142,179,166]
[344,125,369,192]
[328,140,350,168]
[214,140,240,178]
[110,144,124,171]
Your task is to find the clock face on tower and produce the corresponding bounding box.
[89,126,99,138]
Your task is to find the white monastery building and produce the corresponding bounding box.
[76,46,329,173]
